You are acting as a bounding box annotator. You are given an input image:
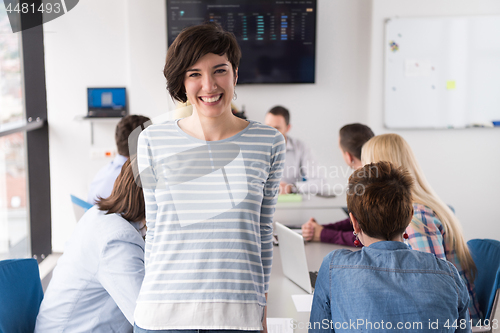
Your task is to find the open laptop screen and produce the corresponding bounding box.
[275,222,314,294]
[87,87,127,117]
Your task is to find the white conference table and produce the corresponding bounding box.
[267,241,354,333]
[274,194,349,227]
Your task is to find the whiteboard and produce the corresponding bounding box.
[384,16,500,129]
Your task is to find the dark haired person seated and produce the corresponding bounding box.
[302,123,374,246]
[35,159,146,333]
[265,105,324,194]
[87,114,150,204]
[309,161,471,333]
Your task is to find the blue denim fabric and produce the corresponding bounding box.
[309,241,471,333]
[133,326,259,333]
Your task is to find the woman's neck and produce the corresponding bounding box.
[360,233,405,247]
[179,109,248,141]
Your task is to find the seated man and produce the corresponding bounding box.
[302,123,374,246]
[265,105,324,194]
[87,115,150,204]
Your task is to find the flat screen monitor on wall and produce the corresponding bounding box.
[166,0,317,84]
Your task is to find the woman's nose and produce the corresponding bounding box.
[202,74,217,92]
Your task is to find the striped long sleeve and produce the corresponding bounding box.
[134,120,285,330]
[260,134,286,292]
[137,129,158,264]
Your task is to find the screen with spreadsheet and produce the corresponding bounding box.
[166,0,317,84]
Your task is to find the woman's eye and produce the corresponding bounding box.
[215,69,226,74]
[188,72,200,77]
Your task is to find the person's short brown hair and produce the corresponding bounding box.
[116,115,151,157]
[267,106,290,125]
[164,22,242,103]
[346,161,414,240]
[96,158,145,222]
[339,123,374,160]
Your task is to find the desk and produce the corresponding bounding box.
[274,195,348,227]
[267,242,354,333]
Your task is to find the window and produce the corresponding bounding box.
[0,132,29,259]
[0,2,51,262]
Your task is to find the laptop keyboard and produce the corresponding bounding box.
[309,271,318,288]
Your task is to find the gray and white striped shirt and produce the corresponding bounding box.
[134,120,285,330]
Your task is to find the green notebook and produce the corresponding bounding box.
[277,194,303,203]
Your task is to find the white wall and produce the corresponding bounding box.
[44,0,133,251]
[44,0,499,251]
[125,0,174,117]
[368,0,500,240]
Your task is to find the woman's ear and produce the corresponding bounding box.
[349,212,362,234]
[234,68,238,85]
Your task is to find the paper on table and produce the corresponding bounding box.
[292,294,314,312]
[277,194,303,203]
[267,318,294,333]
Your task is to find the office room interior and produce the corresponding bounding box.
[40,0,500,254]
[2,0,499,259]
[2,0,500,331]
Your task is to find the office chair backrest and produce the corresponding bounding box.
[0,258,44,333]
[70,194,93,222]
[467,239,500,320]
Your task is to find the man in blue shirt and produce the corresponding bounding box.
[87,115,150,204]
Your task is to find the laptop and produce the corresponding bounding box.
[86,87,127,118]
[275,222,318,294]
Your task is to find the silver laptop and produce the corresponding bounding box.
[275,222,318,294]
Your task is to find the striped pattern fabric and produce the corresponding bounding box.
[134,120,285,329]
[407,203,482,322]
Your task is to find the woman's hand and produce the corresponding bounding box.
[261,295,268,333]
[301,218,323,242]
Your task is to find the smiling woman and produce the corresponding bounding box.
[134,23,286,333]
[164,23,240,104]
[183,53,237,124]
[163,23,246,141]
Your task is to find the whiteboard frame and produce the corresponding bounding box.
[384,16,500,129]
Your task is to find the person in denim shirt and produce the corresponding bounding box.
[362,134,481,321]
[309,161,471,333]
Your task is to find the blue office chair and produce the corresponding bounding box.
[467,239,500,321]
[70,194,93,222]
[70,194,93,210]
[0,258,44,333]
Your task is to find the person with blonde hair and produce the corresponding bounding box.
[361,133,481,321]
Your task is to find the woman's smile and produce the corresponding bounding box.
[184,52,237,119]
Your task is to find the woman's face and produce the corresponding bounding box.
[184,52,237,119]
